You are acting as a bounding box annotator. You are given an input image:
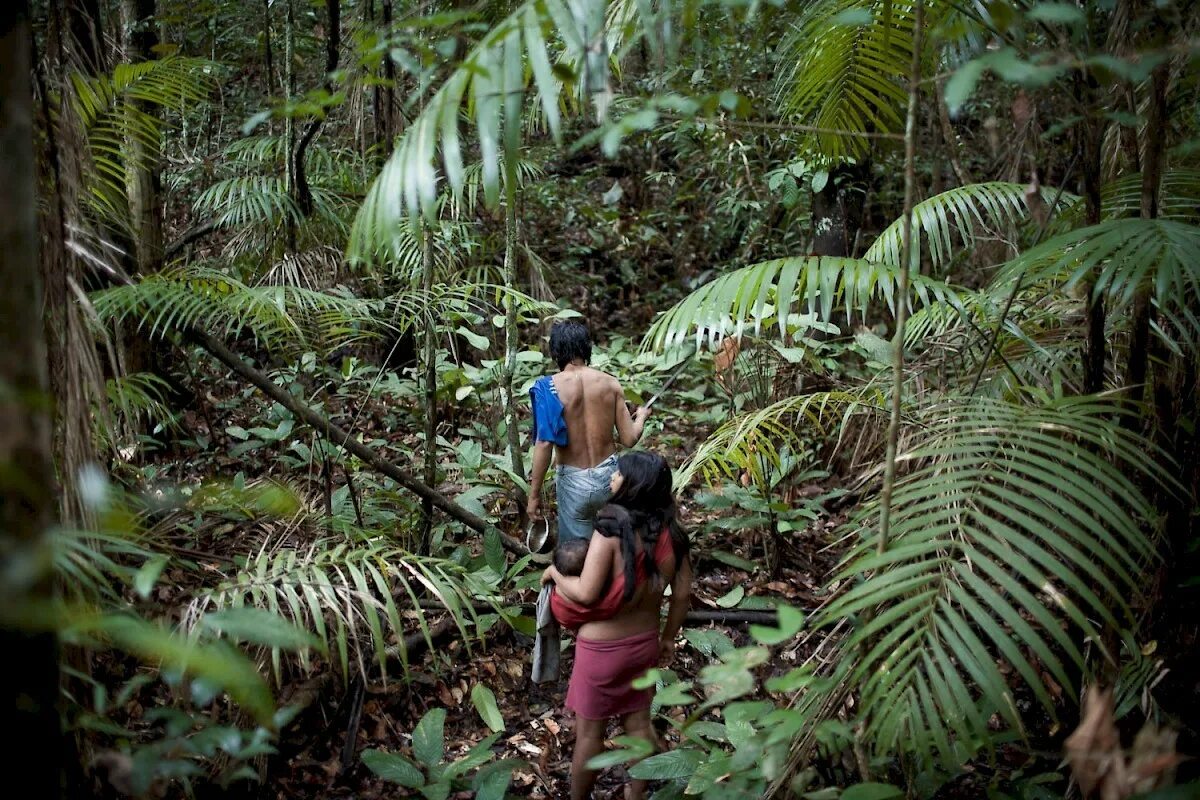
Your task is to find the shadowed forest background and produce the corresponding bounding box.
[1,0,1199,797]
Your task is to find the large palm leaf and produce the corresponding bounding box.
[351,0,613,233]
[675,388,890,488]
[72,57,214,232]
[815,395,1169,772]
[999,218,1200,327]
[643,255,965,352]
[183,536,495,681]
[865,182,1075,273]
[91,265,551,357]
[775,0,916,160]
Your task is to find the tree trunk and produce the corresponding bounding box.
[284,0,296,250]
[1126,63,1168,395]
[810,161,868,257]
[373,0,395,155]
[501,158,527,511]
[293,0,340,216]
[120,0,162,275]
[0,3,63,793]
[1079,79,1106,394]
[420,224,437,554]
[261,0,276,106]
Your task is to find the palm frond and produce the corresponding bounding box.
[1055,168,1200,227]
[775,0,915,160]
[816,395,1169,772]
[352,0,582,225]
[676,389,890,488]
[1000,218,1200,332]
[193,176,303,230]
[905,288,1089,396]
[643,256,965,352]
[72,57,215,231]
[183,537,495,681]
[865,183,1075,273]
[91,266,390,355]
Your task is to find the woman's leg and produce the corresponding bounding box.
[619,707,658,800]
[571,715,607,800]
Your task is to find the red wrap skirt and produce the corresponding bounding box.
[566,629,659,720]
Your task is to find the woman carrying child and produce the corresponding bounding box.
[541,451,693,800]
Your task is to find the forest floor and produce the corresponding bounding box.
[267,553,843,799]
[129,343,851,798]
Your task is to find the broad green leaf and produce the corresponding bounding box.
[749,605,805,645]
[586,736,655,769]
[944,60,986,115]
[716,586,745,608]
[133,556,168,600]
[413,707,447,767]
[1027,3,1085,25]
[708,550,758,571]
[361,749,425,788]
[471,683,505,733]
[629,748,705,780]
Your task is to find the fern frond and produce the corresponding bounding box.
[676,388,890,488]
[643,256,965,352]
[184,537,495,681]
[865,183,1076,273]
[818,395,1169,772]
[1001,218,1200,326]
[91,266,389,355]
[775,0,915,160]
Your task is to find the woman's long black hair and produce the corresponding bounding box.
[592,451,690,600]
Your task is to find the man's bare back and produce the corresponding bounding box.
[552,365,640,468]
[526,321,650,528]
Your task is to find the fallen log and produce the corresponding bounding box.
[416,600,789,626]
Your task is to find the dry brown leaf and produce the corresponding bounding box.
[1065,687,1123,798]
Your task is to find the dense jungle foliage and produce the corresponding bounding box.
[1,0,1199,797]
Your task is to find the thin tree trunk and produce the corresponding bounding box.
[293,0,340,216]
[0,3,62,793]
[261,0,276,109]
[877,0,923,555]
[420,224,437,554]
[284,0,296,250]
[1127,63,1168,395]
[501,158,527,510]
[120,0,163,275]
[1079,77,1107,393]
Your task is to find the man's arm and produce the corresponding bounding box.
[659,556,693,666]
[527,440,554,518]
[614,383,650,448]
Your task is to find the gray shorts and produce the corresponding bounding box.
[556,454,617,543]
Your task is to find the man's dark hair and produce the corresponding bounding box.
[549,321,592,369]
[554,539,590,577]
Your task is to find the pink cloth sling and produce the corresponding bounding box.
[550,528,675,630]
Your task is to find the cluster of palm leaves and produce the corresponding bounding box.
[648,163,1199,778]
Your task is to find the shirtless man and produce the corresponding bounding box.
[527,321,651,543]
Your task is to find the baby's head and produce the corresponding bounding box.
[553,539,589,577]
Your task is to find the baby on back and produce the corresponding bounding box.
[554,538,590,578]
